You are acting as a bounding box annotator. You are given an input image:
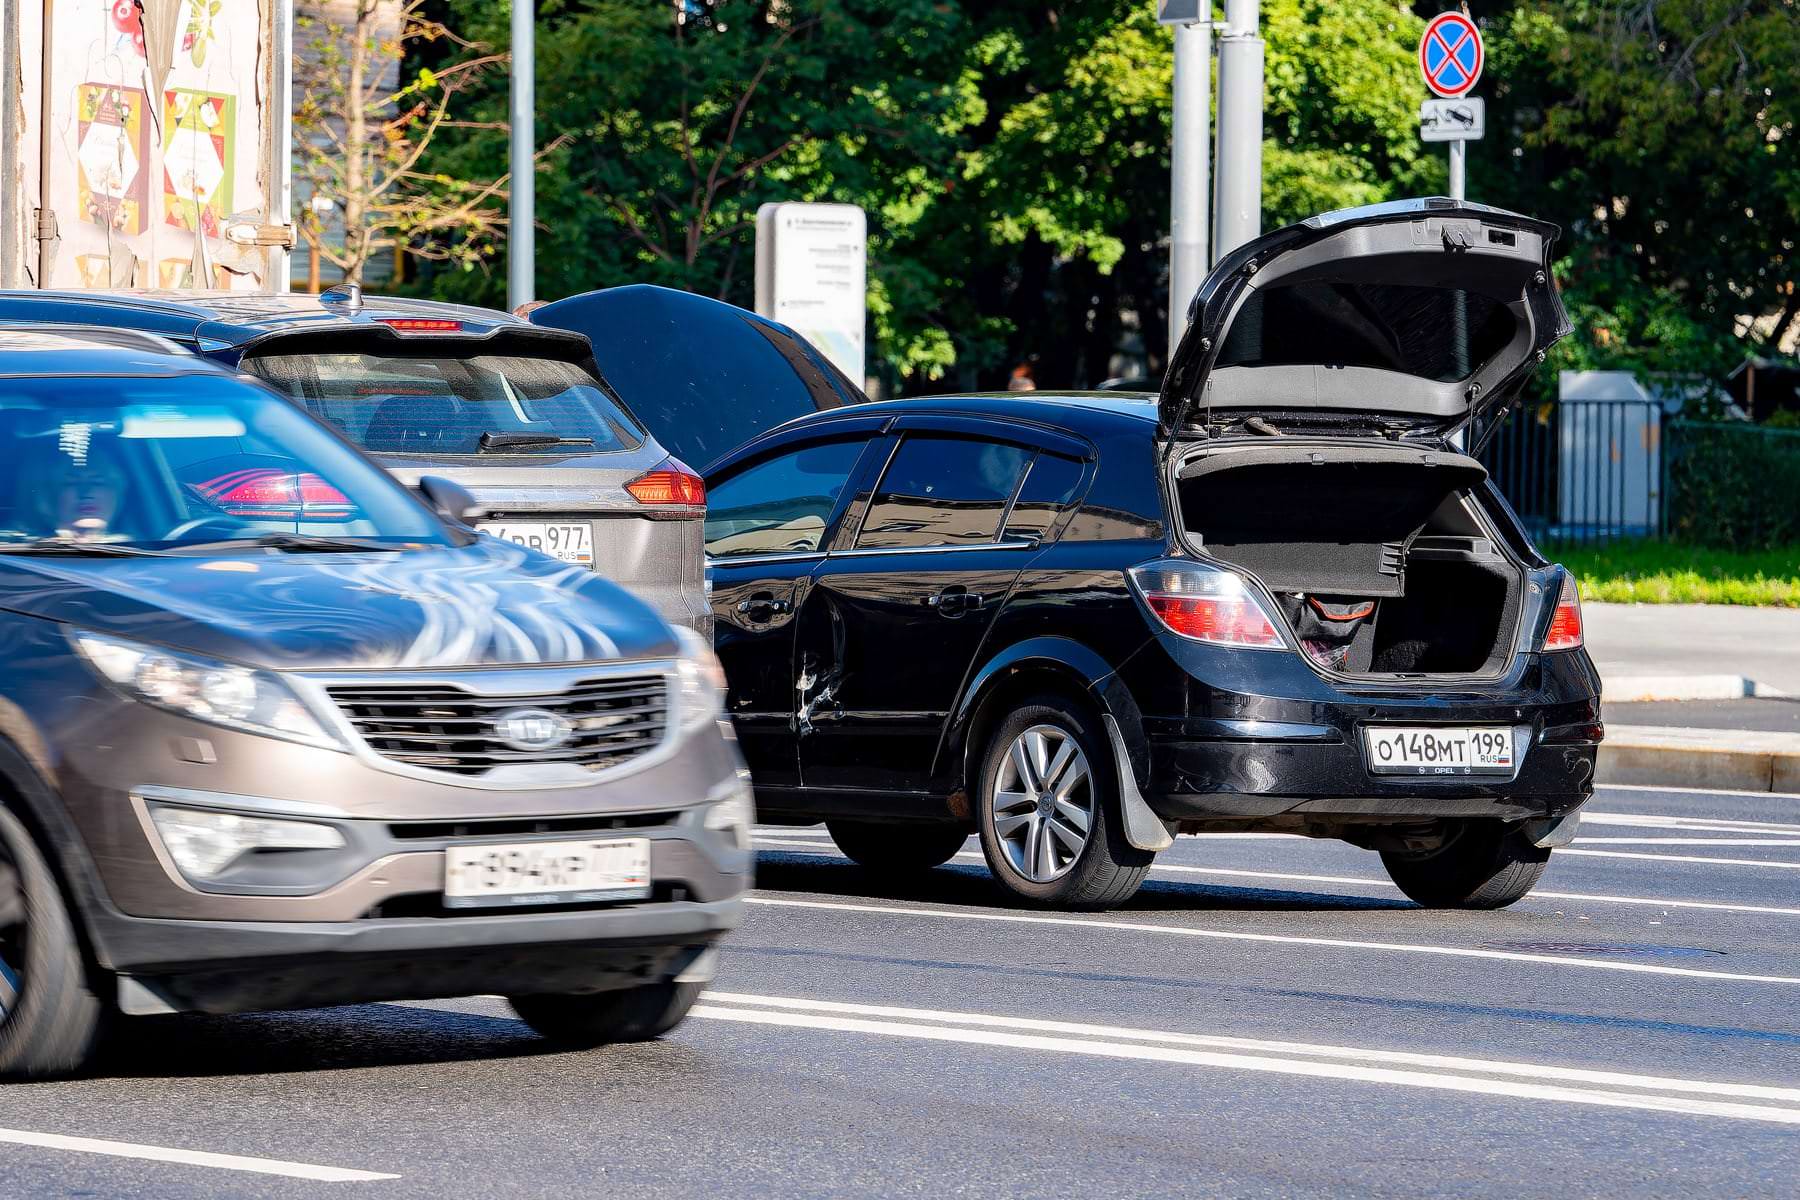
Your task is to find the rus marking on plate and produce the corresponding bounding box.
[1419,11,1484,99]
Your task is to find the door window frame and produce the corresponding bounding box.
[702,422,890,567]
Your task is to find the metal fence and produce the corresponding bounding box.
[1477,397,1666,546]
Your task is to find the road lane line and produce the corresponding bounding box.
[689,1006,1800,1126]
[0,1128,396,1182]
[1572,838,1800,847]
[743,896,1800,985]
[1584,812,1800,835]
[703,992,1800,1103]
[756,841,1800,918]
[1603,782,1800,799]
[1561,849,1800,870]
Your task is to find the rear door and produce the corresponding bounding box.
[530,284,868,473]
[794,418,1047,797]
[704,429,882,789]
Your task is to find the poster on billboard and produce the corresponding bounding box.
[755,203,869,386]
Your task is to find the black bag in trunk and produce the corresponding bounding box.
[1283,596,1378,673]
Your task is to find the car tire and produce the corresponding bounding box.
[508,979,703,1048]
[1379,820,1551,909]
[0,804,106,1079]
[827,820,968,874]
[974,696,1153,910]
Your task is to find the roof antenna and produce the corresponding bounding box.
[321,282,364,313]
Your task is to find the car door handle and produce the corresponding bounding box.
[736,596,793,617]
[926,590,984,616]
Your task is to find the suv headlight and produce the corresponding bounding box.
[148,805,346,880]
[72,631,343,750]
[673,626,727,735]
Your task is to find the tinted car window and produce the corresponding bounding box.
[248,352,644,457]
[0,374,449,549]
[857,435,1031,550]
[705,440,866,559]
[1004,452,1086,541]
[1216,282,1517,383]
[532,286,866,472]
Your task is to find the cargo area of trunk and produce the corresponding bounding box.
[1175,442,1524,678]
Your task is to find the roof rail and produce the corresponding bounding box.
[0,323,190,355]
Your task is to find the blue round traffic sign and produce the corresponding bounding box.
[1419,12,1484,99]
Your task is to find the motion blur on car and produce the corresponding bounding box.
[0,327,751,1078]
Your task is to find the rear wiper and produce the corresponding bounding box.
[175,533,410,555]
[0,537,166,557]
[479,432,596,453]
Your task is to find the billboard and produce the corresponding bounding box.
[755,202,868,386]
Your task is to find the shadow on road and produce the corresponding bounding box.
[753,850,1414,913]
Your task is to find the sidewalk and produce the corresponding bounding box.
[1585,603,1800,793]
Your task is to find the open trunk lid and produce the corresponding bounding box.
[1159,198,1571,440]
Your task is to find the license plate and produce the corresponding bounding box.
[443,837,651,909]
[1364,726,1515,775]
[479,521,594,565]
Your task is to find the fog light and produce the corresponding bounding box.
[703,786,754,852]
[149,805,346,880]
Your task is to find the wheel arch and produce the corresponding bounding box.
[0,734,117,977]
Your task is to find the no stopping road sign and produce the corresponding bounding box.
[1419,12,1484,99]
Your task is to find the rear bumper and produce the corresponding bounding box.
[103,896,743,1015]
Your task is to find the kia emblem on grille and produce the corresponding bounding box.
[494,708,574,753]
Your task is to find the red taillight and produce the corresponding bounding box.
[377,318,463,333]
[625,458,705,507]
[1544,574,1585,651]
[1129,560,1287,650]
[196,469,355,519]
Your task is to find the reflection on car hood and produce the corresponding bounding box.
[0,538,677,670]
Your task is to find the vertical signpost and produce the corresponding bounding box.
[1158,0,1211,359]
[755,202,868,387]
[1418,11,1483,202]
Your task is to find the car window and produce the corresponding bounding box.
[1003,452,1086,541]
[0,374,450,550]
[856,435,1031,550]
[247,352,644,458]
[705,439,866,559]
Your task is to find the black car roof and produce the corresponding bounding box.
[782,391,1160,435]
[0,289,528,347]
[0,324,233,378]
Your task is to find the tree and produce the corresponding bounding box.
[293,1,510,287]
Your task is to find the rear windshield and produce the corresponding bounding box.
[248,352,645,458]
[1216,283,1518,383]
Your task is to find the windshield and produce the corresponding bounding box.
[0,374,453,552]
[248,351,645,458]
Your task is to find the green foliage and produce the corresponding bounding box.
[1555,538,1800,606]
[1665,420,1800,551]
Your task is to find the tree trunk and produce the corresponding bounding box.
[342,1,377,285]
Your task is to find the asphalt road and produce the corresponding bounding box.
[3,783,1798,1198]
[1605,698,1800,733]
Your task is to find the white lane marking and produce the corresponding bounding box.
[1602,782,1800,800]
[744,896,1800,985]
[756,839,1800,918]
[1584,812,1800,835]
[1562,848,1800,870]
[704,992,1800,1104]
[1573,838,1800,847]
[690,1006,1800,1126]
[0,1128,396,1182]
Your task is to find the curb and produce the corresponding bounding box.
[1601,675,1787,703]
[1599,724,1800,794]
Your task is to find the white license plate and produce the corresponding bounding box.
[443,837,651,909]
[1364,726,1515,775]
[479,521,594,565]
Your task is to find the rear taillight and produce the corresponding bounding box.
[625,458,705,507]
[194,469,355,519]
[1543,574,1584,652]
[1128,560,1288,650]
[377,317,464,333]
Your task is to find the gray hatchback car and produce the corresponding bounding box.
[0,327,751,1077]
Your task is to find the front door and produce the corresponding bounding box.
[705,436,874,788]
[796,430,1038,795]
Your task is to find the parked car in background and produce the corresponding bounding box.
[700,199,1601,912]
[0,288,711,635]
[0,327,750,1077]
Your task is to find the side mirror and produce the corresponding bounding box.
[417,476,488,525]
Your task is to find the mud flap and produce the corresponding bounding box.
[1102,715,1175,852]
[1521,809,1582,849]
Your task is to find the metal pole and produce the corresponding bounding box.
[0,0,19,288]
[36,0,55,287]
[1168,19,1211,359]
[508,0,535,310]
[1212,0,1262,259]
[271,0,294,293]
[1448,139,1466,202]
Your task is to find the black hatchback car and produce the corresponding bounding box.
[704,198,1602,911]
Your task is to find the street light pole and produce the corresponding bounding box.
[1168,18,1211,359]
[1212,0,1263,260]
[508,0,535,310]
[1448,140,1466,203]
